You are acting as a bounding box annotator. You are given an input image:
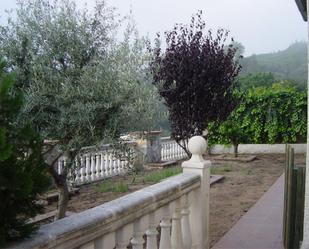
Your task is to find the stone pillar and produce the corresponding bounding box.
[145,131,162,163]
[182,136,211,249]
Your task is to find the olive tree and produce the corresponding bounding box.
[112,21,166,133]
[0,0,145,219]
[148,11,242,155]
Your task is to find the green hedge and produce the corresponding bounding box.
[208,82,307,146]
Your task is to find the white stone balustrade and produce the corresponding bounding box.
[8,136,210,249]
[57,137,188,186]
[57,143,134,186]
[161,137,188,161]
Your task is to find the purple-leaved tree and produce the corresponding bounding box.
[148,11,242,155]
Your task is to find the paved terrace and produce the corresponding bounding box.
[212,174,284,249]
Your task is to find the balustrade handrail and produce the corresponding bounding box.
[7,172,201,249]
[161,136,171,141]
[79,140,137,154]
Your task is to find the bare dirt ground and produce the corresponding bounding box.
[208,153,305,247]
[43,154,305,247]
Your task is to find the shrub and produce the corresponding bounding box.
[0,61,49,244]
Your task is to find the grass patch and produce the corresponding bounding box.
[211,165,232,174]
[97,180,129,193]
[143,167,182,183]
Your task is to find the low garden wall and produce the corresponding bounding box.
[6,136,210,249]
[209,144,306,154]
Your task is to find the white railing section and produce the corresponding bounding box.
[57,137,188,186]
[8,136,210,249]
[161,137,187,161]
[57,143,135,186]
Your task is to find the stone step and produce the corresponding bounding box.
[27,210,76,225]
[145,160,178,169]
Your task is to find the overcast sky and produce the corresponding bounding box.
[0,0,307,56]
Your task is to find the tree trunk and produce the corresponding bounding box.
[43,144,73,220]
[55,178,69,220]
[233,144,238,158]
[47,164,70,220]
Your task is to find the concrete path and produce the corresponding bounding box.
[212,174,284,249]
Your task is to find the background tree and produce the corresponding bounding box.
[240,42,307,89]
[208,118,248,157]
[226,41,245,60]
[148,11,242,154]
[111,19,167,133]
[0,61,49,244]
[0,0,142,219]
[237,72,276,90]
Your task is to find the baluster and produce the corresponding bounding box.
[174,143,177,160]
[91,154,96,181]
[180,143,184,158]
[73,157,80,185]
[168,141,172,161]
[85,154,91,182]
[96,154,101,179]
[146,212,158,249]
[100,152,105,178]
[57,159,63,175]
[174,143,177,159]
[104,153,110,177]
[165,143,168,161]
[159,205,171,249]
[181,194,192,249]
[178,144,182,159]
[62,158,66,174]
[172,142,176,160]
[115,225,132,249]
[170,142,174,160]
[117,158,122,174]
[123,151,128,173]
[169,143,172,160]
[171,199,184,249]
[115,229,127,249]
[120,158,125,174]
[79,241,94,249]
[161,144,164,161]
[95,232,116,249]
[80,156,86,183]
[162,143,166,161]
[114,156,119,175]
[131,219,145,249]
[109,152,114,176]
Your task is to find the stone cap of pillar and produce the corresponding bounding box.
[182,136,211,169]
[144,130,162,137]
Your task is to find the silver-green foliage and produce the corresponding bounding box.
[111,20,167,132]
[0,0,163,219]
[0,0,127,152]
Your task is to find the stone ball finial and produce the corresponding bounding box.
[188,136,207,156]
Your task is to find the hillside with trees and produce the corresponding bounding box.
[241,42,307,89]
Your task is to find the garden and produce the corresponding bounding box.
[0,0,307,247]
